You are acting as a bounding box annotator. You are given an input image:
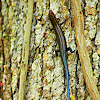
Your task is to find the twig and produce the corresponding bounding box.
[18,0,34,100]
[70,0,100,99]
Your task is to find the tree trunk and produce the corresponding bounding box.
[0,0,100,100]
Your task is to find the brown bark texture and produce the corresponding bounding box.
[0,0,100,100]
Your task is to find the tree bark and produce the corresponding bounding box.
[0,0,100,100]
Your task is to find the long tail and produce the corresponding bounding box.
[63,55,70,100]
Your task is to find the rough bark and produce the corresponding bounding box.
[0,0,100,100]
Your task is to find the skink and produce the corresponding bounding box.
[49,10,70,100]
